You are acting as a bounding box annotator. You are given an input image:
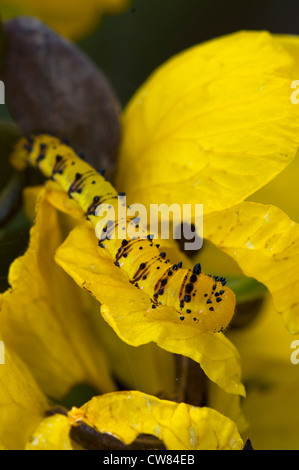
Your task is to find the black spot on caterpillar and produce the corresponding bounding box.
[11,134,236,332]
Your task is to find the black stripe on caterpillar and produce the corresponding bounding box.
[11,134,236,332]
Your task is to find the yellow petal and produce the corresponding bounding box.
[55,222,245,396]
[72,390,243,450]
[274,34,299,76]
[246,35,299,225]
[42,180,86,222]
[11,134,237,334]
[228,296,299,449]
[26,415,73,450]
[208,382,248,437]
[26,185,177,398]
[248,153,299,224]
[204,201,299,334]
[27,391,243,450]
[0,344,48,450]
[0,186,115,399]
[1,0,130,39]
[241,384,299,450]
[189,239,243,278]
[22,185,44,221]
[116,31,299,214]
[229,295,299,386]
[93,317,177,397]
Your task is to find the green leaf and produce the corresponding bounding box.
[227,276,267,304]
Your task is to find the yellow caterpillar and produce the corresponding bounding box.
[11,134,236,332]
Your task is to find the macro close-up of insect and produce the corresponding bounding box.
[0,0,299,454]
[11,133,236,333]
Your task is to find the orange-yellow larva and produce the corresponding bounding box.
[11,134,236,332]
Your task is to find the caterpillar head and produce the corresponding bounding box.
[182,272,236,332]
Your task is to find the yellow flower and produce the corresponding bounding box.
[1,180,180,401]
[0,182,229,450]
[116,30,299,336]
[0,175,243,449]
[228,295,299,449]
[0,339,243,450]
[0,341,243,450]
[9,135,245,399]
[0,184,116,400]
[0,343,48,449]
[3,28,298,450]
[1,0,130,40]
[25,391,243,450]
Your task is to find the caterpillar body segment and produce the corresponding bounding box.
[11,134,236,332]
